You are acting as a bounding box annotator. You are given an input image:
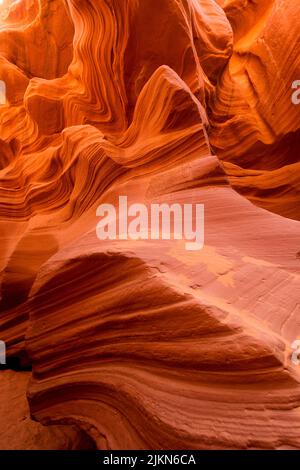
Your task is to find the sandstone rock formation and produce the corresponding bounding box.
[0,0,299,450]
[0,370,95,450]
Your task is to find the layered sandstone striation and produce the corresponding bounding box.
[0,0,300,449]
[0,370,95,450]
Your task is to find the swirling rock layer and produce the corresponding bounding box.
[0,370,95,450]
[0,0,300,450]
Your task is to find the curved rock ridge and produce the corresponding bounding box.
[0,370,96,450]
[209,0,300,219]
[0,0,39,27]
[0,0,300,449]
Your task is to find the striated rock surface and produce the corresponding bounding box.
[0,0,300,450]
[209,0,300,219]
[0,370,95,449]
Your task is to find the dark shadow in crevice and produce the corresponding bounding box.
[0,353,32,372]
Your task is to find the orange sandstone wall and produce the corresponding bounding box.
[0,0,300,450]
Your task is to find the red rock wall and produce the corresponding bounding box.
[0,0,300,450]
